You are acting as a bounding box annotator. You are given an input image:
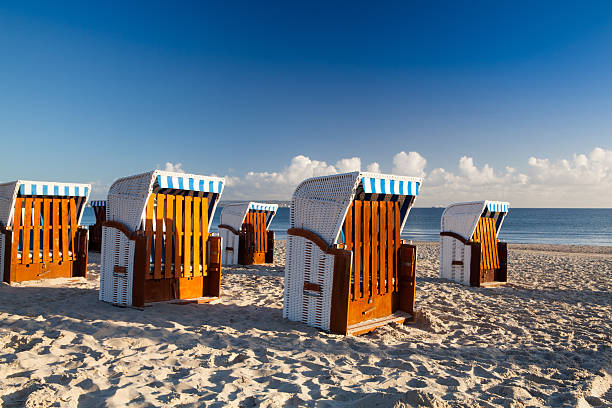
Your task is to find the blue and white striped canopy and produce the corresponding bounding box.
[486,201,509,213]
[90,200,107,207]
[362,177,420,196]
[156,175,223,194]
[248,203,278,212]
[19,181,90,197]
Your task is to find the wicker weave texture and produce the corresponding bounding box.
[220,228,240,266]
[283,235,335,331]
[440,235,472,285]
[0,182,18,227]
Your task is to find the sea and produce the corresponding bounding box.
[81,206,612,246]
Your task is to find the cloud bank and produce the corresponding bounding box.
[223,147,612,207]
[89,148,611,207]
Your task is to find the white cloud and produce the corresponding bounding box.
[224,155,339,200]
[161,162,185,173]
[392,151,427,177]
[366,162,381,173]
[335,157,361,173]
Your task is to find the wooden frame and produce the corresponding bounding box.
[2,197,88,283]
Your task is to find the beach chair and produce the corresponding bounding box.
[439,201,509,287]
[284,172,422,335]
[99,170,224,307]
[88,200,106,252]
[0,180,90,283]
[219,202,278,265]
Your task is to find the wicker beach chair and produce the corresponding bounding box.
[88,200,106,252]
[284,172,422,335]
[440,201,509,287]
[219,202,278,265]
[99,170,225,307]
[0,180,90,283]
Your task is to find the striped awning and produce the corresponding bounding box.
[90,200,107,207]
[486,201,509,213]
[248,203,278,212]
[19,181,90,197]
[156,175,224,194]
[362,177,420,196]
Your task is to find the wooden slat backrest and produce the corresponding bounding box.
[363,201,370,299]
[23,197,32,264]
[241,210,268,255]
[201,198,208,276]
[145,195,155,276]
[142,193,210,280]
[42,199,50,263]
[394,202,401,292]
[10,197,79,265]
[52,199,60,261]
[184,196,193,277]
[32,199,41,263]
[193,196,201,277]
[343,200,401,301]
[471,217,500,270]
[354,200,362,299]
[69,198,77,259]
[379,201,387,294]
[164,195,174,279]
[371,201,379,296]
[12,198,23,263]
[174,196,183,278]
[61,199,70,262]
[153,194,165,279]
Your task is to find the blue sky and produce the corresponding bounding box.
[1,1,611,206]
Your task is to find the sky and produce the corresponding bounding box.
[0,1,611,207]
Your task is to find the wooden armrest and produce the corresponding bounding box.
[287,228,349,256]
[440,231,469,245]
[102,220,139,240]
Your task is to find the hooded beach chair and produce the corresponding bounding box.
[439,201,509,287]
[99,170,224,307]
[284,172,422,335]
[0,180,90,283]
[88,200,106,252]
[219,202,278,265]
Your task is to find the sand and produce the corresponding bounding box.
[0,241,610,407]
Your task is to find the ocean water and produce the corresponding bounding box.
[81,207,612,246]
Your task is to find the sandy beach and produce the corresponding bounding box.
[1,241,610,407]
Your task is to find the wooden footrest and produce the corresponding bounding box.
[480,281,507,288]
[146,296,220,306]
[347,311,413,336]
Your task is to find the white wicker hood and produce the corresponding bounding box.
[107,170,225,232]
[219,202,278,232]
[441,200,510,241]
[291,171,422,245]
